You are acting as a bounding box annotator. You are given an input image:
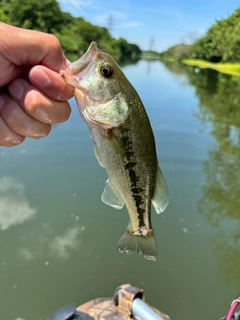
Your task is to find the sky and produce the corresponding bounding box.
[58,0,240,52]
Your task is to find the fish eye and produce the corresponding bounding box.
[100,65,113,78]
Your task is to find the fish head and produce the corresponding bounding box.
[61,42,129,129]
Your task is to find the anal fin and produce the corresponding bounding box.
[152,165,169,214]
[101,179,124,210]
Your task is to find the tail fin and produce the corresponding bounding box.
[117,228,157,261]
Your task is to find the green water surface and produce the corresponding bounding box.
[0,60,239,320]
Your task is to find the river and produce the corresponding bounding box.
[0,59,239,320]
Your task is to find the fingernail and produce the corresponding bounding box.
[31,67,51,88]
[0,95,5,110]
[10,81,24,100]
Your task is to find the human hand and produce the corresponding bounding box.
[0,22,73,147]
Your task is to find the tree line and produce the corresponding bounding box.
[193,7,240,62]
[0,0,142,61]
[159,7,240,63]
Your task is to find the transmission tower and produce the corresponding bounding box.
[106,14,114,32]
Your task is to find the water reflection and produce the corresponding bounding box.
[16,225,85,263]
[1,59,239,320]
[165,62,240,288]
[49,226,85,259]
[0,176,36,230]
[17,226,85,262]
[18,247,34,261]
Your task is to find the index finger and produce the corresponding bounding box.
[0,22,67,71]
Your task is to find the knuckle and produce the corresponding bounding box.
[4,106,19,128]
[24,90,42,113]
[8,79,24,101]
[0,96,20,128]
[48,34,61,53]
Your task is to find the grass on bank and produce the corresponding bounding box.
[182,59,240,76]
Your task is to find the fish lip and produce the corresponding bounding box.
[62,42,125,129]
[68,41,99,76]
[60,41,100,85]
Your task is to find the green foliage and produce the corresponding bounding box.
[0,0,64,33]
[71,17,112,52]
[0,0,142,60]
[160,7,240,63]
[141,50,161,60]
[159,44,193,61]
[192,7,240,62]
[182,59,240,76]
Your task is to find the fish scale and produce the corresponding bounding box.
[61,41,169,260]
[117,112,156,229]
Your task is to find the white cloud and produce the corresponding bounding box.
[58,0,94,17]
[0,176,36,230]
[60,0,93,8]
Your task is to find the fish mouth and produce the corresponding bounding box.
[71,41,99,75]
[60,41,100,87]
[61,42,127,129]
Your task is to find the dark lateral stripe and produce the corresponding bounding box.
[125,161,136,169]
[128,165,145,227]
[128,166,138,187]
[119,127,146,229]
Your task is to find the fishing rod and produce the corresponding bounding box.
[220,296,240,320]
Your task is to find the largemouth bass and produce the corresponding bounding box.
[61,42,169,260]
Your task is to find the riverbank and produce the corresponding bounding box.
[182,59,240,76]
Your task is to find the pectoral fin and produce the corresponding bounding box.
[94,133,125,167]
[152,165,169,214]
[108,131,126,160]
[101,179,124,209]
